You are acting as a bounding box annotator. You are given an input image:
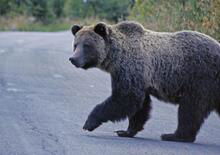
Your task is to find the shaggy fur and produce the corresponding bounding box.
[69,21,220,142]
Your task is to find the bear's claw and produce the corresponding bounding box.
[115,130,136,137]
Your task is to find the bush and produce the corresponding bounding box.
[25,0,48,22]
[0,0,219,36]
[64,0,87,18]
[129,0,220,40]
[63,0,132,22]
[86,0,132,22]
[48,0,65,18]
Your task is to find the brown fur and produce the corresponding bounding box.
[69,21,220,142]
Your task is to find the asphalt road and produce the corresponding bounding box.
[0,31,219,155]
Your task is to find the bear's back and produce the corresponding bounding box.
[114,21,145,36]
[173,31,220,58]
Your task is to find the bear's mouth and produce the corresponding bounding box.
[69,56,98,70]
[82,57,99,69]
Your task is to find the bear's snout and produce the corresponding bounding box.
[69,57,84,68]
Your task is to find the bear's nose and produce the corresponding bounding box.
[69,57,74,62]
[69,57,76,65]
[69,57,82,68]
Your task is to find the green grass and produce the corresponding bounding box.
[0,16,105,32]
[17,22,71,32]
[0,16,72,32]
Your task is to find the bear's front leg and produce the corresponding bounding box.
[82,99,113,131]
[83,114,102,131]
[83,72,145,132]
[83,92,145,132]
[115,95,151,137]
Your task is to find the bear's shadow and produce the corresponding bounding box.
[83,134,220,151]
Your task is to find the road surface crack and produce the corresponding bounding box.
[21,112,66,155]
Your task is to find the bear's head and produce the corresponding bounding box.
[69,22,109,70]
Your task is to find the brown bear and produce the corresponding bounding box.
[69,21,220,142]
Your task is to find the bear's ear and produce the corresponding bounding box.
[71,25,82,36]
[94,22,109,38]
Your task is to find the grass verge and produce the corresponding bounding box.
[0,16,105,32]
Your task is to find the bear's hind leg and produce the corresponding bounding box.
[115,95,151,137]
[161,98,211,142]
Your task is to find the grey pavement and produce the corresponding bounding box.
[0,31,219,155]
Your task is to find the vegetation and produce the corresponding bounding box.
[0,0,219,40]
[129,0,220,40]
